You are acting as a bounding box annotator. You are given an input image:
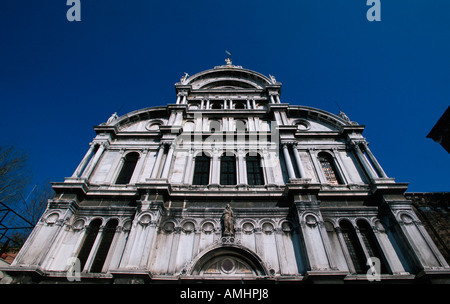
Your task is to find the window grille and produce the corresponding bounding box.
[318,153,341,185]
[193,154,211,185]
[340,221,367,274]
[246,155,264,186]
[220,155,237,185]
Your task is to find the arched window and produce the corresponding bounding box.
[77,219,102,272]
[357,220,389,274]
[220,154,236,185]
[246,154,264,186]
[234,102,246,109]
[318,152,342,185]
[209,120,221,132]
[211,102,222,110]
[183,121,195,132]
[90,219,119,273]
[339,220,367,274]
[115,152,140,185]
[193,153,211,185]
[235,120,247,132]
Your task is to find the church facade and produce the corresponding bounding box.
[3,60,449,283]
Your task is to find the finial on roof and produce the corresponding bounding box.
[214,51,242,69]
[225,50,232,65]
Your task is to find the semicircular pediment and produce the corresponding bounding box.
[288,106,354,131]
[103,107,169,131]
[201,79,257,90]
[186,67,274,90]
[188,246,269,277]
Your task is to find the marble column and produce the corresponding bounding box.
[183,149,194,184]
[282,144,296,180]
[269,94,275,104]
[72,143,97,178]
[150,144,165,179]
[292,144,306,178]
[210,149,220,185]
[352,142,378,180]
[362,142,388,178]
[81,143,106,179]
[161,143,175,179]
[237,149,246,185]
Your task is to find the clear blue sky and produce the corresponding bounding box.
[0,1,449,192]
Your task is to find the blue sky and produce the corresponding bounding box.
[0,0,449,193]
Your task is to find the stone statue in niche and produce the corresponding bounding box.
[221,204,235,236]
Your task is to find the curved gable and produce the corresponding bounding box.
[104,107,169,131]
[289,106,351,132]
[185,66,275,90]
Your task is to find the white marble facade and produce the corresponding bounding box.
[3,61,449,283]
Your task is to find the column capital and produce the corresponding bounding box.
[161,141,173,147]
[282,141,296,148]
[177,91,188,97]
[237,147,246,155]
[92,141,109,149]
[350,141,362,150]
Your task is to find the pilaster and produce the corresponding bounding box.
[116,199,164,271]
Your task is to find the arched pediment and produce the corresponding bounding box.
[184,245,269,278]
[101,107,169,131]
[288,106,355,131]
[185,67,275,90]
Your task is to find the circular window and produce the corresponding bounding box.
[221,258,235,273]
[242,222,254,234]
[261,222,274,234]
[73,218,85,230]
[305,214,317,225]
[294,119,311,131]
[45,213,59,224]
[163,221,175,233]
[183,222,195,233]
[146,121,163,131]
[202,222,215,234]
[139,214,152,225]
